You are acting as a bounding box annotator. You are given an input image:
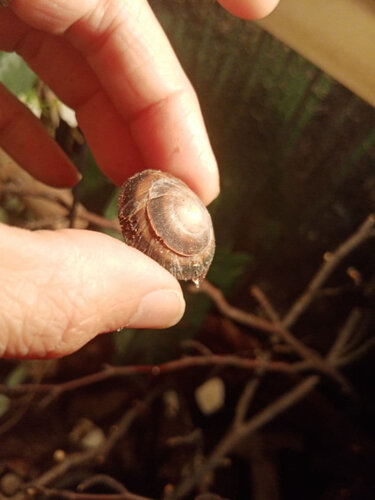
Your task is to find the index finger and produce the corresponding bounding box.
[10,0,220,204]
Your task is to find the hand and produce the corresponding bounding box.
[0,0,279,359]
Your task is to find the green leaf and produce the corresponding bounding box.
[0,207,8,224]
[102,186,122,240]
[0,52,36,95]
[5,363,29,388]
[0,394,10,418]
[112,329,136,359]
[103,186,120,220]
[80,150,109,195]
[78,150,116,224]
[207,246,253,294]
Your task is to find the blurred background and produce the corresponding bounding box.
[0,1,374,499]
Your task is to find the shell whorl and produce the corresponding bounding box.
[118,170,215,281]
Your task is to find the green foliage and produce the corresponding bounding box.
[103,186,122,240]
[79,151,109,196]
[0,394,10,418]
[207,246,252,295]
[0,207,8,223]
[0,52,36,95]
[103,186,120,220]
[5,363,29,388]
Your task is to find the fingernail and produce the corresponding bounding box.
[128,290,185,329]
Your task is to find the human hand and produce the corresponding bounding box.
[0,0,278,359]
[217,0,279,19]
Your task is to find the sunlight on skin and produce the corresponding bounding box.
[0,0,277,358]
[1,0,219,204]
[0,224,185,358]
[217,0,280,19]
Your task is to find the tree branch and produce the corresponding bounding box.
[191,280,350,392]
[0,355,310,406]
[167,308,363,499]
[283,214,375,328]
[26,389,160,491]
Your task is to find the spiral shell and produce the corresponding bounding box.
[118,170,215,282]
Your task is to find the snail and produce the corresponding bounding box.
[118,170,215,283]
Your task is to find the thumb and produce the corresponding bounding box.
[0,224,185,358]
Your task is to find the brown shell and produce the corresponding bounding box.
[117,170,215,281]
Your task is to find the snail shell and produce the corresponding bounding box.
[118,170,215,282]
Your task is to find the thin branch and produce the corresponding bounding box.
[251,286,281,324]
[28,486,153,500]
[0,362,47,434]
[79,209,121,233]
[191,281,350,392]
[167,429,203,448]
[28,389,160,489]
[327,309,363,362]
[0,185,72,210]
[168,375,320,500]
[283,214,375,328]
[233,379,260,427]
[24,216,70,229]
[78,475,128,493]
[0,185,121,233]
[189,280,281,334]
[336,338,375,367]
[0,391,36,434]
[68,142,88,228]
[0,356,311,404]
[100,391,160,460]
[28,449,98,491]
[181,340,214,356]
[168,309,363,500]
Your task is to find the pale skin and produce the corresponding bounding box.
[0,0,279,358]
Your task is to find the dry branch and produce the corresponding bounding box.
[0,355,310,405]
[78,475,128,494]
[191,280,350,391]
[25,389,160,492]
[28,486,153,500]
[167,308,363,500]
[0,185,121,233]
[283,214,375,328]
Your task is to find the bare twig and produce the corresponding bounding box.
[0,185,72,210]
[68,142,88,228]
[78,475,128,493]
[168,309,363,500]
[181,340,214,356]
[24,216,70,229]
[190,216,375,391]
[79,209,121,232]
[167,429,203,448]
[336,338,375,367]
[283,214,375,328]
[0,356,310,404]
[27,389,160,490]
[0,185,121,233]
[28,449,99,491]
[167,375,320,500]
[251,286,281,324]
[28,486,153,500]
[327,309,363,362]
[233,379,260,427]
[0,362,47,434]
[189,280,281,334]
[191,281,350,392]
[0,391,35,434]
